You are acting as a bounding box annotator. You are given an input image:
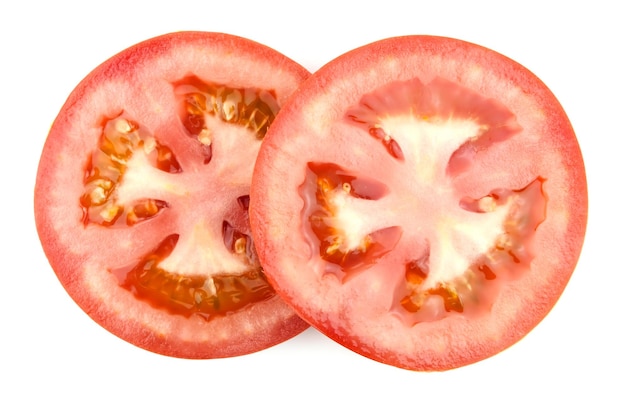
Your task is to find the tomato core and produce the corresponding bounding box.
[300,77,550,325]
[78,79,283,321]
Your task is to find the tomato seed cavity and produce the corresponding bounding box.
[111,234,275,320]
[300,162,401,281]
[395,177,547,324]
[174,75,280,165]
[223,220,256,264]
[81,114,179,227]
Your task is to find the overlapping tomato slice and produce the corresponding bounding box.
[250,36,587,371]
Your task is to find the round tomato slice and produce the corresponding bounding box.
[34,32,310,358]
[250,36,587,371]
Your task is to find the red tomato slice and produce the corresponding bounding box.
[250,36,587,371]
[34,32,310,358]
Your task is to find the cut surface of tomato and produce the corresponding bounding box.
[250,36,587,371]
[35,32,310,358]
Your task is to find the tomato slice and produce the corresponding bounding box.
[250,36,587,371]
[34,32,310,358]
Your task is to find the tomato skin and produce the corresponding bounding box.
[35,32,310,358]
[250,36,587,371]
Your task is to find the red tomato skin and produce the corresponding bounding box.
[250,35,587,371]
[35,32,310,358]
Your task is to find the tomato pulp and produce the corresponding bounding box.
[35,32,310,358]
[250,36,587,370]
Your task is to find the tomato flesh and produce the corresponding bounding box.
[250,35,587,371]
[35,32,310,358]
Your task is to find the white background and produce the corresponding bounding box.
[1,1,623,400]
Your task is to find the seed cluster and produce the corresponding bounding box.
[80,115,179,227]
[176,75,280,140]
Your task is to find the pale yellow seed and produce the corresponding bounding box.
[478,196,497,212]
[202,278,217,297]
[234,237,247,254]
[89,187,106,204]
[495,233,512,250]
[223,101,237,121]
[115,119,132,134]
[326,242,340,255]
[143,137,157,154]
[198,128,212,145]
[99,204,121,222]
